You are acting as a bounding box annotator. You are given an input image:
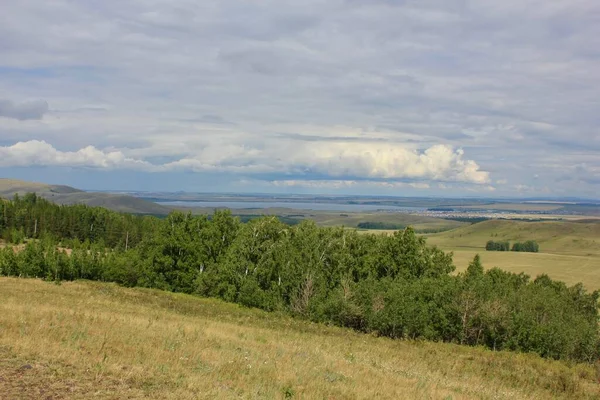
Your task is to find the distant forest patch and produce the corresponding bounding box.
[357,221,406,230]
[486,240,539,252]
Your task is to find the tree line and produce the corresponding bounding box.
[0,194,598,362]
[486,240,539,252]
[0,193,158,249]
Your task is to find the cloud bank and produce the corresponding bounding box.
[0,140,489,186]
[0,140,152,170]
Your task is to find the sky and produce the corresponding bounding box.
[0,0,599,198]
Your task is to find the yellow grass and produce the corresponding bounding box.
[413,220,600,290]
[450,250,600,290]
[1,278,599,399]
[424,220,600,257]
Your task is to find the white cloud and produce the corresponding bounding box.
[0,140,489,186]
[0,140,154,170]
[291,143,489,184]
[159,141,490,184]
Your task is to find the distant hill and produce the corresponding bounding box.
[0,178,170,215]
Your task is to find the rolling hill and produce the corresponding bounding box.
[424,219,600,289]
[425,219,600,256]
[0,178,170,215]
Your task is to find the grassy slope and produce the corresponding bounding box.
[1,278,598,400]
[0,178,83,196]
[425,220,600,256]
[424,220,600,289]
[52,192,170,214]
[0,178,170,215]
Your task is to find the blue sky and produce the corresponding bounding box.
[0,0,599,197]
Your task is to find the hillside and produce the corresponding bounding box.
[425,219,600,256]
[0,178,170,215]
[1,278,597,400]
[424,219,600,290]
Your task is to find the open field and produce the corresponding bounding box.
[1,278,599,400]
[425,220,600,257]
[185,207,467,232]
[417,219,600,290]
[450,250,600,289]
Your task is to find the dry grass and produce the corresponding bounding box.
[424,220,600,257]
[1,278,600,399]
[450,250,600,290]
[418,220,600,290]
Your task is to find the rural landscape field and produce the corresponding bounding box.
[2,278,599,400]
[2,0,600,398]
[425,220,600,290]
[2,180,600,399]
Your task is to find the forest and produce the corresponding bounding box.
[0,194,598,362]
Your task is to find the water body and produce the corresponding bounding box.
[158,201,424,212]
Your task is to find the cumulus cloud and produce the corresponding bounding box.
[0,99,49,120]
[160,142,489,184]
[0,140,488,186]
[295,143,489,184]
[0,140,154,170]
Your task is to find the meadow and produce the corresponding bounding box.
[422,219,600,289]
[3,196,600,399]
[1,278,599,400]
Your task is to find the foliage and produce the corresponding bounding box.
[486,240,510,251]
[512,240,540,252]
[0,194,597,362]
[486,240,539,252]
[357,221,406,230]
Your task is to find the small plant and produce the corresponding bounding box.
[281,385,295,399]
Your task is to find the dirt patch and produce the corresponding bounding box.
[0,346,142,399]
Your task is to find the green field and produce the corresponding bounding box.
[1,278,598,400]
[423,220,600,289]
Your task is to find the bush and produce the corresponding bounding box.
[512,240,539,252]
[486,240,510,251]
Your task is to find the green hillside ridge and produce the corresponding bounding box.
[0,178,170,215]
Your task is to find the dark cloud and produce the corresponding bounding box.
[0,99,48,120]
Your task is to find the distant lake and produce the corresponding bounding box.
[157,201,424,212]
